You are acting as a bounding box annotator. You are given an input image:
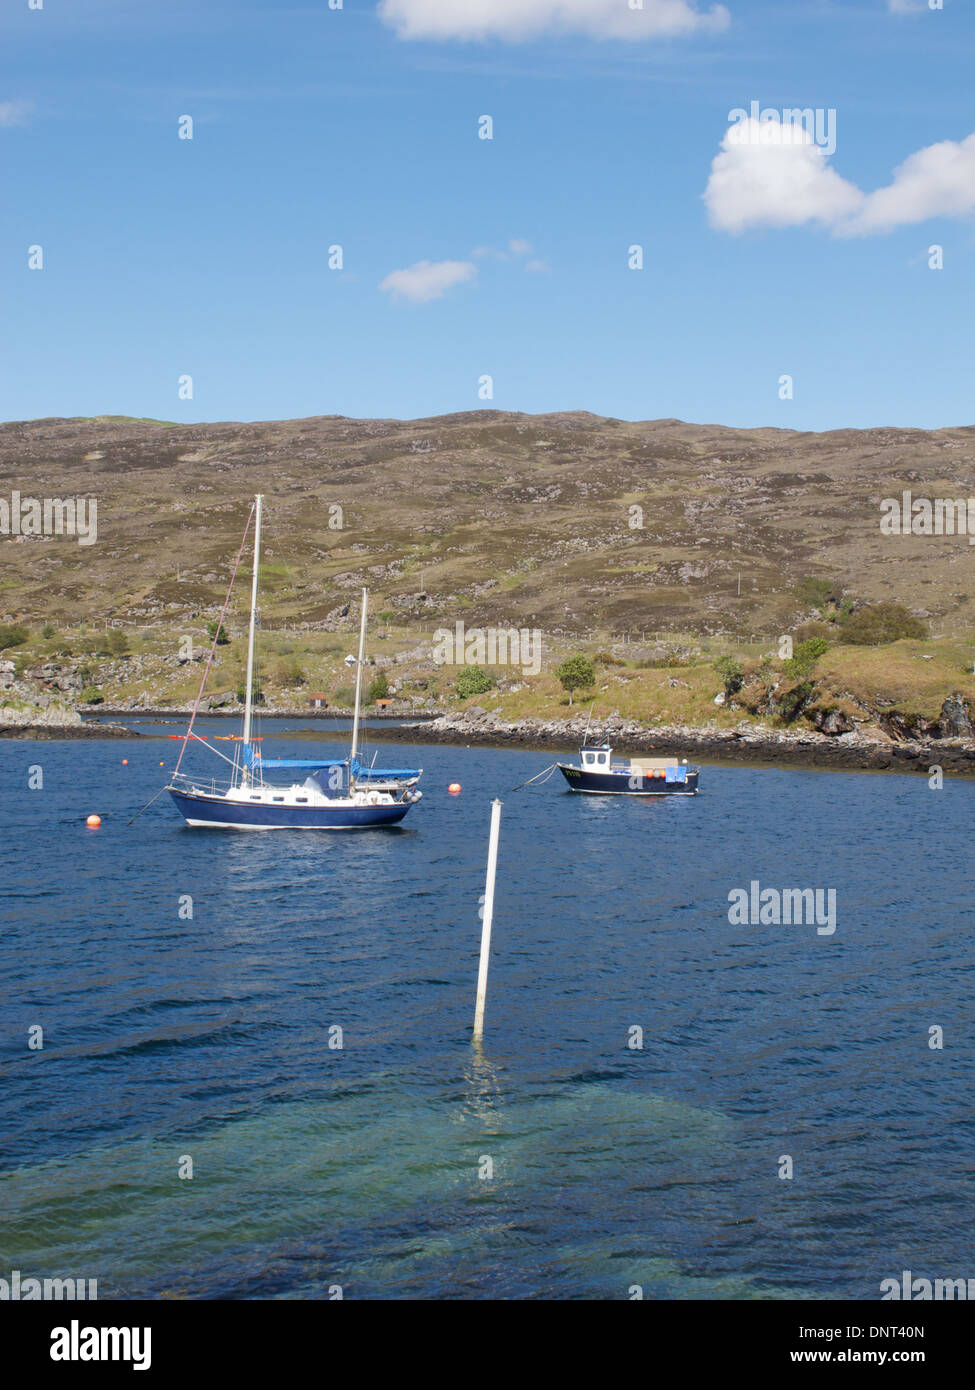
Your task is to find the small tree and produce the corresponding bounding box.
[207,620,230,645]
[456,665,493,699]
[556,655,595,705]
[367,671,390,702]
[105,629,129,657]
[713,655,744,697]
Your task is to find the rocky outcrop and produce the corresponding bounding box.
[370,712,975,776]
[0,701,137,738]
[938,694,972,739]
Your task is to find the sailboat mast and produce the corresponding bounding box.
[349,587,368,773]
[243,493,263,752]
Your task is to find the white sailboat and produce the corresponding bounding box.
[167,494,423,829]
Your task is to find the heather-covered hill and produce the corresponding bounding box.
[2,409,973,638]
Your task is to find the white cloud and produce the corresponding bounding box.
[524,259,550,272]
[704,118,861,234]
[509,237,533,255]
[887,1,926,12]
[378,259,477,303]
[852,132,975,234]
[378,0,730,43]
[0,101,32,127]
[704,116,975,237]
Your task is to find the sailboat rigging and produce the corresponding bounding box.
[166,494,423,829]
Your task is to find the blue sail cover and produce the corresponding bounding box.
[356,765,420,779]
[241,745,419,777]
[242,744,349,771]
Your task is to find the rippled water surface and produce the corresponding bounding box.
[1,719,973,1299]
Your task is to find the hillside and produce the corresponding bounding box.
[2,410,974,745]
[2,409,974,638]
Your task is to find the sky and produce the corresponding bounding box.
[0,0,972,431]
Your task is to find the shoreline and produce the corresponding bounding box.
[3,709,973,777]
[0,720,137,740]
[364,715,975,777]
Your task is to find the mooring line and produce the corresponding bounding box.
[505,761,559,795]
[127,785,169,827]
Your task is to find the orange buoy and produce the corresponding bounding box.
[448,783,462,795]
[121,759,128,765]
[159,761,165,766]
[86,814,101,827]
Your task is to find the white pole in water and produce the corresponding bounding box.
[242,493,263,762]
[349,587,368,777]
[473,798,503,1043]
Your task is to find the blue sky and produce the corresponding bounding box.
[1,0,972,430]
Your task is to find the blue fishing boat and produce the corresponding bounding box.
[557,744,699,796]
[167,495,422,829]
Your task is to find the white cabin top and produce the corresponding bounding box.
[579,744,613,770]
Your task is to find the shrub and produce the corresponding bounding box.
[0,624,29,649]
[207,620,230,645]
[235,681,265,705]
[778,682,814,723]
[272,655,306,686]
[367,671,390,701]
[839,602,927,645]
[41,624,55,640]
[80,687,104,705]
[332,684,356,707]
[594,650,625,666]
[783,637,828,681]
[105,629,129,657]
[456,665,494,699]
[556,655,596,705]
[796,576,839,611]
[713,654,744,697]
[794,620,832,643]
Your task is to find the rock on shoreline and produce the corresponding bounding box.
[370,711,975,776]
[0,707,137,739]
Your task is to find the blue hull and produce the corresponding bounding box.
[557,765,699,796]
[168,787,413,829]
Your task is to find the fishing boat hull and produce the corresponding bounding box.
[557,764,699,796]
[168,785,415,829]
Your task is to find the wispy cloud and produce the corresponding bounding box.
[378,0,730,44]
[473,238,541,264]
[379,259,478,303]
[0,100,32,128]
[704,116,975,237]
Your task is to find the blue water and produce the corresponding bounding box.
[1,719,973,1300]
